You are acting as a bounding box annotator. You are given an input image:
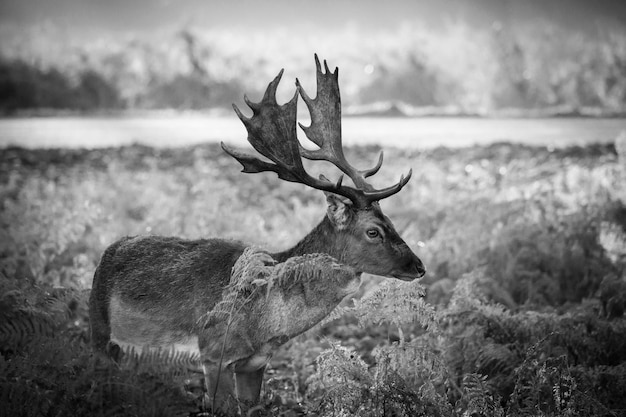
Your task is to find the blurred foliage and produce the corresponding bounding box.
[1,135,626,415]
[0,22,625,115]
[0,58,122,113]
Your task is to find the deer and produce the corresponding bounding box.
[89,55,425,415]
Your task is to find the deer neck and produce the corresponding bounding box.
[272,216,354,270]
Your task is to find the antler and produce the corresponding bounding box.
[297,55,412,204]
[222,55,412,208]
[221,70,365,203]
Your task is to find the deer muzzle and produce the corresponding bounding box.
[391,250,426,281]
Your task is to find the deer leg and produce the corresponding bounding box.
[202,361,238,415]
[234,366,266,412]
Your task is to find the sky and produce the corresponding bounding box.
[1,0,625,35]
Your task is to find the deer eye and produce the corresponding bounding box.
[366,229,381,239]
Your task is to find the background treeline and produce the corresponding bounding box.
[1,135,625,415]
[1,21,626,115]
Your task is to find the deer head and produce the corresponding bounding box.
[222,55,425,280]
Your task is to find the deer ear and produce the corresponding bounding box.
[325,192,353,230]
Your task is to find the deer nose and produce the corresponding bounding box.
[395,250,426,280]
[416,261,426,278]
[413,257,426,278]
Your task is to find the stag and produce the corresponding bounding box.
[89,55,425,415]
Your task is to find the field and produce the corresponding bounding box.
[1,137,626,416]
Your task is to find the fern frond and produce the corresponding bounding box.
[120,345,201,373]
[199,248,355,330]
[0,379,50,417]
[374,338,446,385]
[351,279,437,333]
[477,342,515,375]
[0,313,56,352]
[230,247,350,295]
[372,338,453,417]
[198,291,241,329]
[271,253,342,289]
[318,305,353,327]
[306,343,372,415]
[462,373,505,417]
[229,246,275,294]
[448,268,490,312]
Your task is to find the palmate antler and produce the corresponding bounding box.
[221,54,412,208]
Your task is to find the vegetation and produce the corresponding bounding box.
[1,22,625,115]
[0,59,122,112]
[1,135,625,416]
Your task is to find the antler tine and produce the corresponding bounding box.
[320,173,344,189]
[362,152,384,178]
[314,53,323,75]
[363,168,412,203]
[243,94,260,113]
[232,103,247,122]
[323,58,331,75]
[263,68,284,103]
[234,69,284,123]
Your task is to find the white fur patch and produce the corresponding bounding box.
[109,294,199,354]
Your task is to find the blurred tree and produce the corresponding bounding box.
[0,58,73,112]
[490,28,543,109]
[0,58,123,112]
[74,69,123,110]
[359,51,452,107]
